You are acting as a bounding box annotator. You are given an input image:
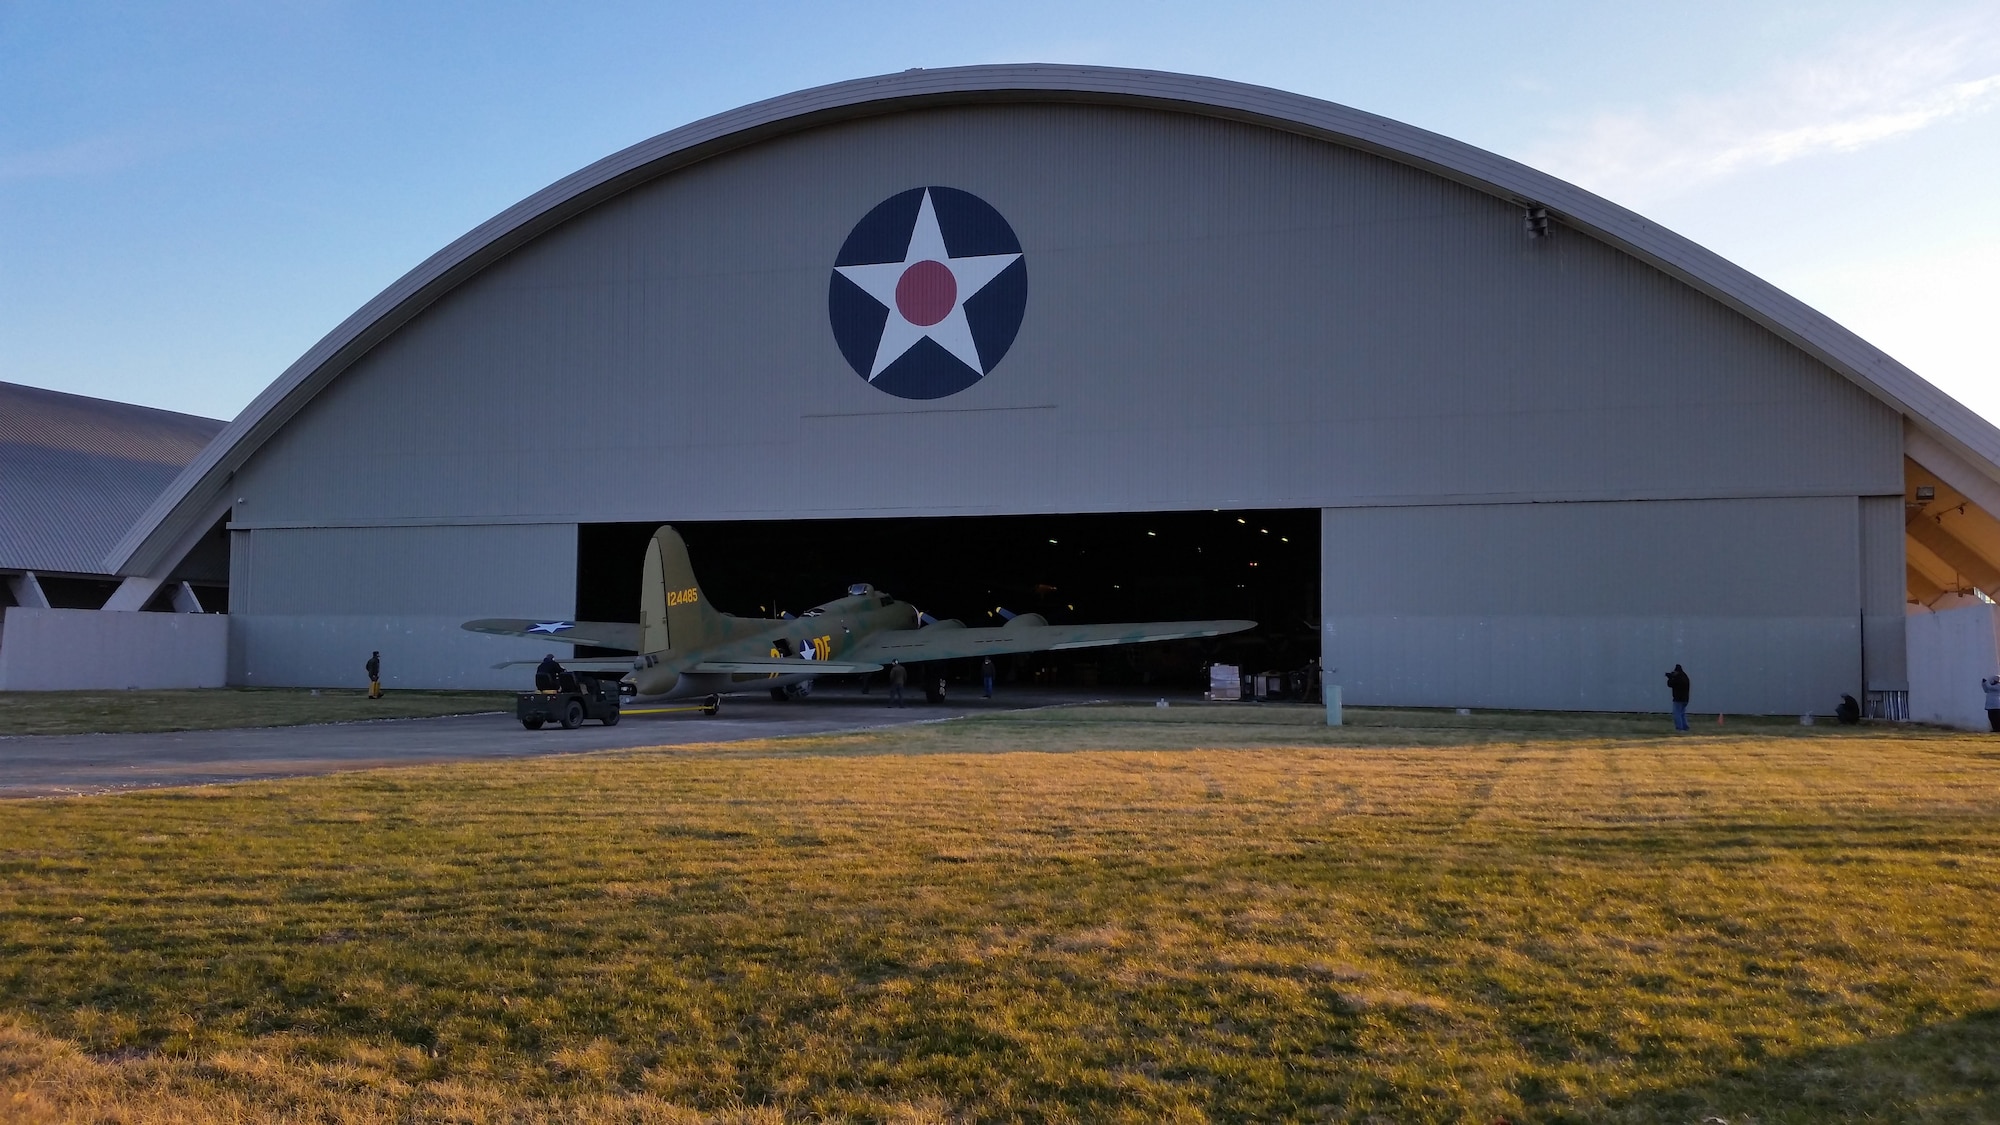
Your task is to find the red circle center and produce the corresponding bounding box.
[895,259,957,326]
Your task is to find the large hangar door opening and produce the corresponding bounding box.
[577,511,1320,688]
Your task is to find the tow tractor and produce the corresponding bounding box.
[518,670,624,730]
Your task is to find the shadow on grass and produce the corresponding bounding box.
[1600,1007,2000,1124]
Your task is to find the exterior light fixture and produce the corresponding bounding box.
[1524,206,1551,238]
[1237,518,1246,524]
[1916,486,1936,501]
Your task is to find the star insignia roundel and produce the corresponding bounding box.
[828,187,1027,400]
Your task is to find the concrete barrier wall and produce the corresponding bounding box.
[0,607,228,691]
[1905,602,2000,730]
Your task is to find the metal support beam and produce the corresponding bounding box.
[1905,518,2000,595]
[1908,426,2000,521]
[170,581,205,614]
[6,572,52,609]
[101,576,163,612]
[1906,537,1963,592]
[1907,565,1946,605]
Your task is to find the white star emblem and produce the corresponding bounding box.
[528,621,573,634]
[834,189,1022,379]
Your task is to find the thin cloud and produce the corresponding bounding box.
[1528,12,2000,207]
[0,130,197,183]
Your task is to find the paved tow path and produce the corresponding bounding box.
[0,687,1155,798]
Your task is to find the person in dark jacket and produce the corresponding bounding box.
[1836,694,1862,724]
[981,656,996,699]
[888,660,906,708]
[365,651,382,699]
[1665,664,1690,731]
[536,654,564,691]
[1983,674,2000,732]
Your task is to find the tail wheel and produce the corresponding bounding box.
[559,699,584,730]
[704,695,720,716]
[770,687,788,702]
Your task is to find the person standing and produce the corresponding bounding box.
[1983,673,2000,732]
[888,660,906,708]
[366,651,383,700]
[981,656,996,699]
[1665,664,1690,731]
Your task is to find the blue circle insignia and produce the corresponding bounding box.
[828,186,1027,400]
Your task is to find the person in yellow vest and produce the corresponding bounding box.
[365,651,383,699]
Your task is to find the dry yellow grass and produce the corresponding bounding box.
[1,705,1996,1122]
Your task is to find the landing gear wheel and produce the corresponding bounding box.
[522,718,544,730]
[600,710,620,726]
[770,687,788,702]
[559,699,584,730]
[704,695,720,716]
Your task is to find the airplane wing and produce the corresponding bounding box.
[461,618,644,650]
[846,618,1254,665]
[688,659,883,674]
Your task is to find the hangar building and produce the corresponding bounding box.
[105,66,2000,714]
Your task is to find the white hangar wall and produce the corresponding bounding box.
[1323,496,1907,715]
[217,100,1906,705]
[227,524,574,689]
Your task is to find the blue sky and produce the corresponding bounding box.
[3,1,1996,423]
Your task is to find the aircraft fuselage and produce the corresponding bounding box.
[628,587,918,699]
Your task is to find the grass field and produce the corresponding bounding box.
[0,688,513,735]
[2,705,1997,1122]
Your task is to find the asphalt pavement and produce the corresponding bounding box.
[0,686,1152,798]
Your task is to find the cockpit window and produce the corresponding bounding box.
[847,583,873,597]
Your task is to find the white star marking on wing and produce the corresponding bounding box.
[528,621,573,634]
[834,189,1021,379]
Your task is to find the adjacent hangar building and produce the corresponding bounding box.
[107,66,2000,714]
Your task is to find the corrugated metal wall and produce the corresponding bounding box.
[233,104,1899,526]
[222,102,1905,700]
[1322,498,1872,713]
[1858,495,1908,691]
[228,524,574,689]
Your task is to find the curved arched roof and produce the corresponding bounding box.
[108,63,2000,576]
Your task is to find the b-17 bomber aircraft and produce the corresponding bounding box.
[464,524,1254,705]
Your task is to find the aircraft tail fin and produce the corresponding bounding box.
[640,525,725,654]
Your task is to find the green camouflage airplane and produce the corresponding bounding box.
[464,524,1254,703]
